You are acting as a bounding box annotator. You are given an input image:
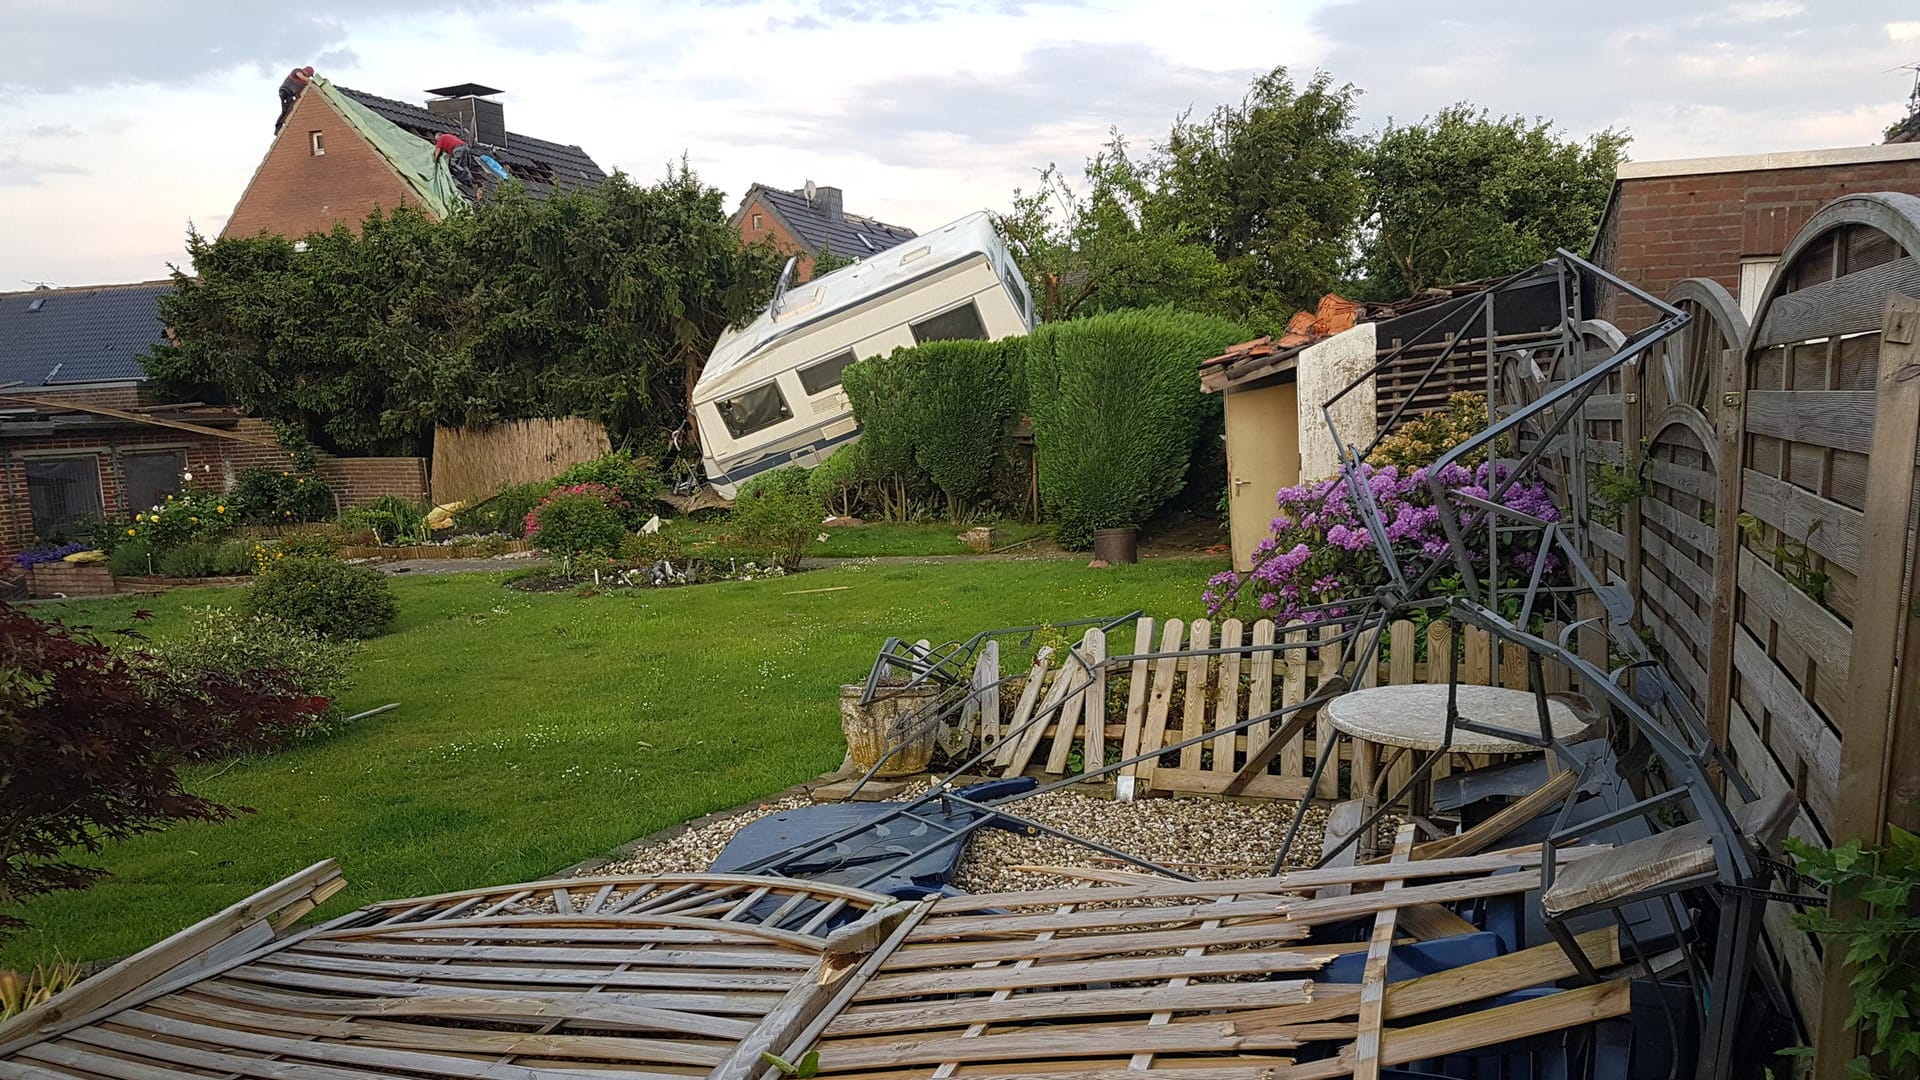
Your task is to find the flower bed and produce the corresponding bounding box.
[338,540,530,561]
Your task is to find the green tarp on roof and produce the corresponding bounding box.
[311,77,466,220]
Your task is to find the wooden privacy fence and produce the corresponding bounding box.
[961,615,1602,802]
[430,416,612,505]
[1549,191,1920,1068]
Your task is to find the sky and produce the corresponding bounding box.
[1,1,1917,288]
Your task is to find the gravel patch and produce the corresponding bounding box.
[589,784,1378,891]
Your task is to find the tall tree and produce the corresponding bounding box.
[1151,67,1369,324]
[1358,105,1628,298]
[145,165,780,457]
[996,137,1230,323]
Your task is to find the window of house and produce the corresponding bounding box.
[25,456,102,539]
[798,351,858,396]
[910,301,988,344]
[309,130,325,156]
[124,450,185,512]
[752,213,763,231]
[715,382,793,438]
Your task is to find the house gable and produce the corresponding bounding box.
[735,191,816,277]
[222,88,428,240]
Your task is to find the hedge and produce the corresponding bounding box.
[1026,308,1253,547]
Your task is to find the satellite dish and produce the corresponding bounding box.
[769,256,799,318]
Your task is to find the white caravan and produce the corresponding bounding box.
[692,211,1034,499]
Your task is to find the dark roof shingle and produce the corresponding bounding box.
[748,185,917,257]
[337,87,608,198]
[0,282,172,388]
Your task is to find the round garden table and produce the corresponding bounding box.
[1324,683,1591,813]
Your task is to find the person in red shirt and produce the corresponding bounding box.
[431,133,466,161]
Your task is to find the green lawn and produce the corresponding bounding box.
[3,556,1217,966]
[665,518,1055,559]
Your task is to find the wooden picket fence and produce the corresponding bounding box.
[960,614,1596,801]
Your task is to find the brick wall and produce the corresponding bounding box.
[736,193,817,280]
[1,420,428,560]
[1600,159,1920,327]
[10,384,155,409]
[222,88,425,240]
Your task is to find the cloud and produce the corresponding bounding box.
[749,40,1256,167]
[1,0,514,93]
[25,123,81,138]
[0,152,88,187]
[1308,0,1919,157]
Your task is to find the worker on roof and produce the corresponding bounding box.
[433,132,478,189]
[275,66,315,132]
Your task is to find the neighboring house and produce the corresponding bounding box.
[224,77,608,240]
[0,283,426,561]
[1592,141,1920,327]
[731,182,917,280]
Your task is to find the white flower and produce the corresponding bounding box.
[817,533,830,542]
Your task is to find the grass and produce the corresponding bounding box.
[2,555,1218,966]
[663,518,1055,559]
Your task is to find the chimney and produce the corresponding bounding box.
[426,83,507,147]
[812,185,844,221]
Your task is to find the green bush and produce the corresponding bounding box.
[554,451,661,525]
[526,492,625,557]
[249,557,398,639]
[1027,308,1253,547]
[809,443,866,518]
[337,496,428,545]
[135,607,357,745]
[840,352,925,521]
[158,542,219,578]
[233,469,333,524]
[454,480,549,537]
[213,541,257,576]
[732,466,824,570]
[904,339,1025,519]
[107,539,156,577]
[131,491,236,551]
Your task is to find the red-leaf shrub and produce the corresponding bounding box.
[0,603,326,937]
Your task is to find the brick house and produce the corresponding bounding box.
[1592,141,1920,327]
[731,181,916,280]
[224,77,607,240]
[0,283,426,561]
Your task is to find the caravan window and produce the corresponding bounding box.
[1001,268,1030,320]
[911,301,987,344]
[716,382,792,438]
[798,351,857,396]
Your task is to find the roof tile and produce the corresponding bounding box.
[0,282,171,387]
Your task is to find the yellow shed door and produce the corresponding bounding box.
[1225,381,1301,572]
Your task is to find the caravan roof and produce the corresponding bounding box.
[694,211,1008,404]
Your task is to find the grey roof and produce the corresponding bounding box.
[338,87,608,198]
[0,281,172,388]
[745,184,917,257]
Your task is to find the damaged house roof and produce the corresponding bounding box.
[338,85,608,199]
[739,182,918,257]
[0,281,171,389]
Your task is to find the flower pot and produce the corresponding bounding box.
[26,562,115,598]
[840,682,942,777]
[1091,527,1139,564]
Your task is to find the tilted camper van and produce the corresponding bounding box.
[691,211,1034,499]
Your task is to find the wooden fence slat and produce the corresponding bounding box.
[1247,620,1276,762]
[1316,624,1343,799]
[1212,620,1243,776]
[1135,620,1184,787]
[971,641,1000,750]
[1281,621,1309,778]
[1081,629,1106,773]
[995,649,1055,769]
[1119,619,1154,785]
[1179,620,1213,771]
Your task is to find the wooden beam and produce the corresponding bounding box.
[1356,826,1414,1080]
[1410,768,1578,861]
[0,393,284,449]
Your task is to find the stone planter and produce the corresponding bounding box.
[26,562,115,598]
[839,682,942,777]
[958,526,998,553]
